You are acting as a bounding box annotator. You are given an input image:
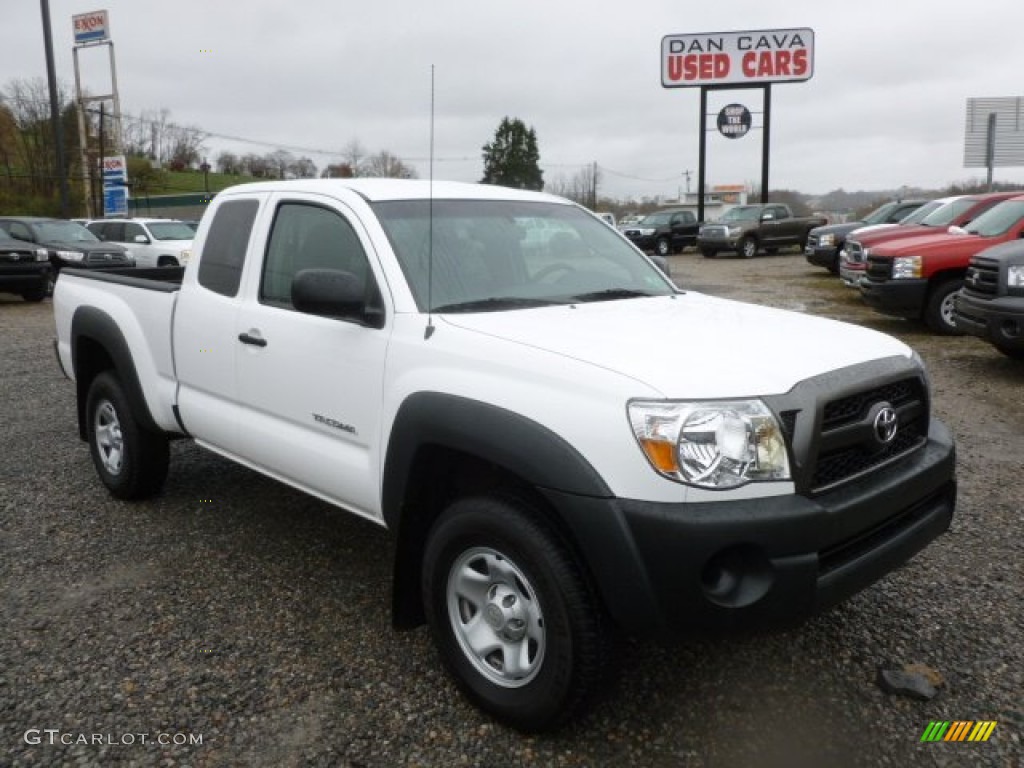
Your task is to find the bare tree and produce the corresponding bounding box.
[289,155,317,178]
[361,150,417,179]
[545,164,600,208]
[267,149,295,179]
[216,151,241,175]
[342,139,367,176]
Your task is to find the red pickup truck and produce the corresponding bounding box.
[859,195,1024,334]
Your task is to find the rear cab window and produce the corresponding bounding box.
[197,200,260,297]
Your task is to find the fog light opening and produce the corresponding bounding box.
[701,544,774,608]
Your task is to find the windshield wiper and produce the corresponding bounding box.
[432,297,564,313]
[570,288,657,303]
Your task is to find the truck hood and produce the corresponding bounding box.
[441,293,911,398]
[43,239,128,253]
[812,220,865,237]
[871,230,989,257]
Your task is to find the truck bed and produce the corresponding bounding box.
[53,267,184,434]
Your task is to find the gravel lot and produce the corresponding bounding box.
[2,250,1022,768]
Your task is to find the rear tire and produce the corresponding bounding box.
[22,286,47,302]
[422,494,610,732]
[923,279,964,335]
[86,371,170,499]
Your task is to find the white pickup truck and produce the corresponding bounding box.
[53,179,956,731]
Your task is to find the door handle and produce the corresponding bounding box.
[238,331,267,347]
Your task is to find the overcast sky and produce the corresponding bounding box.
[6,1,1024,201]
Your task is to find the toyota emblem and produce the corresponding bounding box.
[873,406,898,445]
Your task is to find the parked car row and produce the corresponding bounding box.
[804,192,1024,358]
[0,216,194,302]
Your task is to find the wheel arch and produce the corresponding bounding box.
[70,306,162,442]
[383,392,613,630]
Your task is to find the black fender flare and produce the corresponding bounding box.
[70,305,162,441]
[382,392,611,528]
[383,392,636,629]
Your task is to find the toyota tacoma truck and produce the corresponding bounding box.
[53,179,956,731]
[698,203,826,258]
[953,240,1024,359]
[859,195,1024,334]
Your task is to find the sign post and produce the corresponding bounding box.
[661,28,814,221]
[72,9,123,218]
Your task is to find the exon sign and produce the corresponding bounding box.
[662,28,814,87]
[73,10,110,44]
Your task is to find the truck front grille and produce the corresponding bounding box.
[764,362,931,496]
[865,255,892,281]
[963,258,999,297]
[700,225,728,238]
[86,252,130,265]
[812,378,927,492]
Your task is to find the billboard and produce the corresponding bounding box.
[73,10,109,45]
[662,28,814,88]
[964,97,1024,168]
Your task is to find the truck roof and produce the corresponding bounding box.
[217,178,570,204]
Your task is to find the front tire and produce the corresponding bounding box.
[701,248,717,258]
[422,495,609,732]
[86,371,170,499]
[923,279,964,335]
[655,238,671,257]
[740,236,758,259]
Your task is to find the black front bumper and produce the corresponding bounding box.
[545,419,955,636]
[859,278,928,318]
[954,292,1024,351]
[0,263,51,293]
[805,246,838,269]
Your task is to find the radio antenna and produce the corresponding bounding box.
[425,64,436,340]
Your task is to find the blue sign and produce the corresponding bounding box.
[104,187,128,216]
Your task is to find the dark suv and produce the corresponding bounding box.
[0,235,52,302]
[622,209,699,256]
[0,217,134,293]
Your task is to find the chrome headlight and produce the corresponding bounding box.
[892,255,922,280]
[629,400,790,489]
[818,233,835,247]
[1008,264,1024,289]
[727,226,743,236]
[55,250,85,262]
[639,227,656,236]
[35,248,49,262]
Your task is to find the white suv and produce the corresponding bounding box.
[86,218,193,267]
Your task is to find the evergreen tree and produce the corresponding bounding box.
[480,117,543,190]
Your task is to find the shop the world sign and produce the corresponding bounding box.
[662,28,814,87]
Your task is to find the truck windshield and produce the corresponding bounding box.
[965,200,1024,237]
[919,199,974,227]
[862,202,900,225]
[37,221,99,243]
[372,199,676,312]
[147,222,196,240]
[719,206,762,222]
[898,201,942,225]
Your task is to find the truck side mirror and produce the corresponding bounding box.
[292,268,372,325]
[134,234,150,244]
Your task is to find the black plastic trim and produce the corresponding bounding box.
[70,305,164,441]
[382,392,611,529]
[62,266,184,292]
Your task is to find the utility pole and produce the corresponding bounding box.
[683,169,692,195]
[40,0,71,216]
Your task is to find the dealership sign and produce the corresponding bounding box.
[102,155,128,216]
[718,104,751,139]
[662,28,814,87]
[73,10,110,44]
